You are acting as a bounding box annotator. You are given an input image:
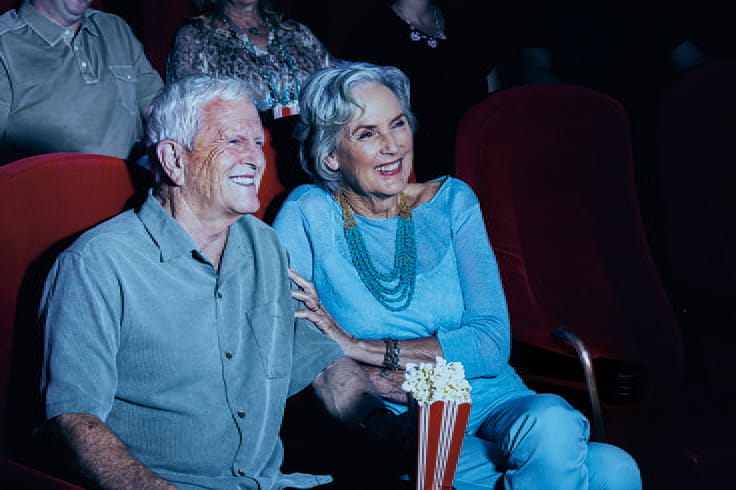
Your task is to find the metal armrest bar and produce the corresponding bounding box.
[553,327,607,442]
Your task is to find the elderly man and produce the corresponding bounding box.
[39,74,394,489]
[0,0,162,164]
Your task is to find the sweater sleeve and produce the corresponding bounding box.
[436,183,512,379]
[272,189,316,281]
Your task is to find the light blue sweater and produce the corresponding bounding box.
[273,177,532,431]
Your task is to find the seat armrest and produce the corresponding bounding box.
[553,327,607,442]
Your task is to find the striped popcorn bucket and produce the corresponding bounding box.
[415,400,471,490]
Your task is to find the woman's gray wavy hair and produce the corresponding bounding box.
[294,61,416,194]
[145,74,254,187]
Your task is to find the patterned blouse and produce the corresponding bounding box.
[166,14,333,112]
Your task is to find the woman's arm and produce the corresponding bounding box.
[165,25,207,83]
[290,269,442,368]
[435,183,512,379]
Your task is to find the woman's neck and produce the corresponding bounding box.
[394,0,434,18]
[393,0,440,31]
[340,188,402,220]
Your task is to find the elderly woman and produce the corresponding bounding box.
[272,62,641,490]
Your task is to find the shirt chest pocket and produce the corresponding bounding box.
[109,65,138,115]
[246,302,292,379]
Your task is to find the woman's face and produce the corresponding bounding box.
[325,82,414,201]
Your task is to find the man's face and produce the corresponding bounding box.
[32,0,91,28]
[181,96,266,222]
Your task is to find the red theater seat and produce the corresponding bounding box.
[0,153,146,488]
[454,84,706,487]
[456,84,683,410]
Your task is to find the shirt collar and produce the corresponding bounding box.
[137,190,252,270]
[137,190,203,263]
[19,1,99,46]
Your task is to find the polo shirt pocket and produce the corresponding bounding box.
[109,65,138,115]
[246,302,292,379]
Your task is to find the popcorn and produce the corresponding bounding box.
[402,357,471,404]
[403,358,472,489]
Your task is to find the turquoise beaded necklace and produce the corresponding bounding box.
[339,193,417,311]
[224,16,300,112]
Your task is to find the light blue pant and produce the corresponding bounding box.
[454,394,641,490]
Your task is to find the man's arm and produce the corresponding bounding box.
[53,413,175,490]
[311,357,386,427]
[312,357,417,460]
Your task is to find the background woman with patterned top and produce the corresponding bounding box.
[167,0,336,191]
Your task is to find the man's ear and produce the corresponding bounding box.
[156,140,187,186]
[324,152,339,171]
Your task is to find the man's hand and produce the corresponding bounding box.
[360,364,408,404]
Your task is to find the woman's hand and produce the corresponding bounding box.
[289,269,358,351]
[289,270,444,369]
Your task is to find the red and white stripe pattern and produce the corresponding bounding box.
[416,400,471,490]
[272,102,300,119]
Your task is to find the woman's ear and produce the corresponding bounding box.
[324,152,339,171]
[156,140,187,186]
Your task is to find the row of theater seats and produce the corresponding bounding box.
[1,60,734,488]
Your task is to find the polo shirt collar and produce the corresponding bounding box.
[137,191,203,263]
[19,1,99,46]
[137,190,252,270]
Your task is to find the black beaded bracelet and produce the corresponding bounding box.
[382,338,401,370]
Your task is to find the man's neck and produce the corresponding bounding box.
[156,189,234,273]
[30,0,86,31]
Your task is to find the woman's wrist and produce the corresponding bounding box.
[344,337,384,366]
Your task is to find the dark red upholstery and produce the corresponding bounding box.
[142,0,195,77]
[655,59,736,321]
[0,153,144,487]
[455,84,736,488]
[456,84,682,404]
[255,128,286,223]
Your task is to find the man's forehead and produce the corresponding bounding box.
[199,96,262,131]
[202,96,258,116]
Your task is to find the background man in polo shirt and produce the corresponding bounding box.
[0,0,162,164]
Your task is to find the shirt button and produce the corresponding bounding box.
[237,410,246,418]
[216,291,223,298]
[74,46,79,51]
[81,61,87,68]
[225,351,233,359]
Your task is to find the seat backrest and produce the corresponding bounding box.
[0,153,143,454]
[656,59,736,316]
[255,127,286,223]
[456,84,682,396]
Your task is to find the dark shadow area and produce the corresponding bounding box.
[281,387,412,490]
